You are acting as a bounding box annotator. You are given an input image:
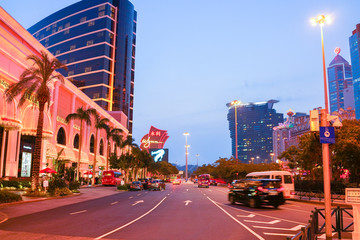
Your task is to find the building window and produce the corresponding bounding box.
[57,127,66,145]
[65,23,70,28]
[58,26,63,31]
[46,26,50,31]
[64,29,70,35]
[99,139,104,156]
[70,45,76,50]
[73,134,79,149]
[62,59,67,64]
[86,40,94,46]
[52,29,56,34]
[88,21,95,26]
[55,50,61,55]
[98,11,105,17]
[99,5,105,11]
[68,71,74,76]
[93,93,100,99]
[90,135,95,153]
[80,17,87,23]
[85,67,92,73]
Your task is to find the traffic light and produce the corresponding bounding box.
[310,110,320,132]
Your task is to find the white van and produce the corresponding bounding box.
[246,171,295,199]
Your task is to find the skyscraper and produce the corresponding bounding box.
[28,0,137,133]
[327,47,353,114]
[226,100,283,163]
[349,24,360,119]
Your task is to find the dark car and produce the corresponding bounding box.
[149,179,166,191]
[139,178,151,190]
[228,179,285,208]
[130,181,144,191]
[210,180,217,186]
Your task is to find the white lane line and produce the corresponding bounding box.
[132,200,144,206]
[264,232,295,236]
[207,197,264,240]
[237,214,255,218]
[95,196,167,240]
[184,200,192,206]
[253,224,304,231]
[111,201,119,205]
[70,210,87,215]
[0,212,8,224]
[244,219,281,224]
[129,196,133,199]
[137,194,141,196]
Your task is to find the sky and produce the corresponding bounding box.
[1,0,360,166]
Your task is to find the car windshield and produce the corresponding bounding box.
[261,181,281,189]
[132,181,141,184]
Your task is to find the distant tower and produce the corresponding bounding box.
[327,47,353,114]
[349,24,360,119]
[226,100,283,163]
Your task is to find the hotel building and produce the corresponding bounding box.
[28,0,137,133]
[349,24,360,119]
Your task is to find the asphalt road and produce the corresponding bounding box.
[0,182,354,240]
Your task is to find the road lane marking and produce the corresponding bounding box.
[132,200,144,206]
[207,197,264,240]
[318,233,336,239]
[237,214,255,218]
[129,196,133,199]
[184,200,192,206]
[0,212,8,224]
[253,224,304,231]
[95,196,167,239]
[137,194,141,196]
[264,232,295,236]
[70,210,87,215]
[111,201,119,205]
[244,219,281,224]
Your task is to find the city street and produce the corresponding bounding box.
[0,182,352,240]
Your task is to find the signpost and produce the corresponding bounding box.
[319,126,335,144]
[346,188,360,239]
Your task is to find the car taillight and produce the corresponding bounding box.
[277,187,285,192]
[291,191,296,195]
[257,187,268,192]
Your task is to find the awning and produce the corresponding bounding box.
[21,106,53,138]
[46,142,58,159]
[0,91,22,130]
[73,149,89,164]
[56,145,75,161]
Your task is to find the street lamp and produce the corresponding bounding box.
[183,132,190,182]
[251,157,254,164]
[231,100,241,162]
[256,156,260,164]
[196,154,199,169]
[311,14,332,240]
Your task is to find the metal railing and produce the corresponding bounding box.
[287,207,353,240]
[296,190,345,202]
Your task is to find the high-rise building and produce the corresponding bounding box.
[28,0,137,133]
[349,24,360,119]
[226,100,283,163]
[327,47,353,114]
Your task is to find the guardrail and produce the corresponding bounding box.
[287,207,353,240]
[295,191,345,202]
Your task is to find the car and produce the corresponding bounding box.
[130,181,144,191]
[173,179,181,185]
[193,179,198,184]
[149,179,166,191]
[210,180,217,186]
[228,179,285,208]
[139,178,151,189]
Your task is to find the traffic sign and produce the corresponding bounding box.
[319,126,335,144]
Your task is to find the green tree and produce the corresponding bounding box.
[5,51,67,190]
[65,107,96,181]
[104,126,123,170]
[91,112,109,185]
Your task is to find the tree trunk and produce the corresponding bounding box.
[77,120,83,181]
[31,103,45,190]
[92,130,98,185]
[106,143,110,171]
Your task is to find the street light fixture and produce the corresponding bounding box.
[196,154,200,169]
[183,132,190,182]
[311,14,332,240]
[231,100,241,162]
[256,156,260,164]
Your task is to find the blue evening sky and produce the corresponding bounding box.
[1,0,360,166]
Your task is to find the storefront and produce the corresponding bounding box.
[18,135,35,178]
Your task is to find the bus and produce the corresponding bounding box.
[198,174,210,188]
[102,170,123,186]
[245,171,295,199]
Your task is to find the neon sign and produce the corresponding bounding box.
[140,126,169,152]
[150,148,169,162]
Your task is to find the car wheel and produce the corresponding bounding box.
[248,198,258,208]
[229,195,235,205]
[273,204,279,209]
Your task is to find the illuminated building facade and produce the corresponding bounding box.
[0,7,128,178]
[327,48,353,114]
[226,100,283,163]
[349,24,360,119]
[28,0,137,133]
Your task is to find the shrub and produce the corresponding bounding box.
[69,181,80,190]
[23,190,48,198]
[0,191,22,203]
[71,189,80,193]
[0,180,31,189]
[48,177,67,194]
[53,188,72,196]
[117,185,128,190]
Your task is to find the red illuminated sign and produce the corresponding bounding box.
[334,47,341,55]
[140,126,169,152]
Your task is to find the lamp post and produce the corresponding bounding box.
[183,132,190,182]
[231,100,240,162]
[311,14,332,240]
[196,154,199,169]
[251,157,254,164]
[256,156,260,164]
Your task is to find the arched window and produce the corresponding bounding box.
[90,134,95,153]
[73,134,79,149]
[99,139,104,156]
[56,127,66,145]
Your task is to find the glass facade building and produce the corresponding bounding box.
[226,100,283,163]
[327,50,353,114]
[349,24,360,119]
[28,0,137,133]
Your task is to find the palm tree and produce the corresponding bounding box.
[104,126,123,170]
[91,112,109,185]
[65,107,96,181]
[5,51,67,190]
[121,136,139,154]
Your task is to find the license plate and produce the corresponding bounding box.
[269,191,278,195]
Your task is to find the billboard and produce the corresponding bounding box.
[140,126,169,152]
[149,148,169,162]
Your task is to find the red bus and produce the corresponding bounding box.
[198,174,210,188]
[102,171,122,186]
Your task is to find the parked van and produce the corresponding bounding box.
[246,171,295,199]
